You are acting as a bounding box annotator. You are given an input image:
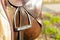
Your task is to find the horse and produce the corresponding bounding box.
[0,0,42,40]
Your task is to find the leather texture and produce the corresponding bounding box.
[0,0,42,40]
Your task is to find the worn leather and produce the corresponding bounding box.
[0,0,42,40]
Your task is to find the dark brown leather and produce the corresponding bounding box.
[1,0,42,40]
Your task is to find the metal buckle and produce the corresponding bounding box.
[7,0,42,40]
[14,7,31,31]
[7,0,32,31]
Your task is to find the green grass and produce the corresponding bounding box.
[44,12,52,19]
[50,16,60,23]
[42,12,60,40]
[55,34,60,40]
[43,20,51,26]
[42,26,58,35]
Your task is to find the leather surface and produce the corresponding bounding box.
[0,0,42,40]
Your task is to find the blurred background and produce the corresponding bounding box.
[43,0,60,4]
[35,0,60,40]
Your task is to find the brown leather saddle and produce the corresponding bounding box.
[1,0,42,40]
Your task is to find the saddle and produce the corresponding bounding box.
[0,0,42,40]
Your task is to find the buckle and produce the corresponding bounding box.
[14,7,31,31]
